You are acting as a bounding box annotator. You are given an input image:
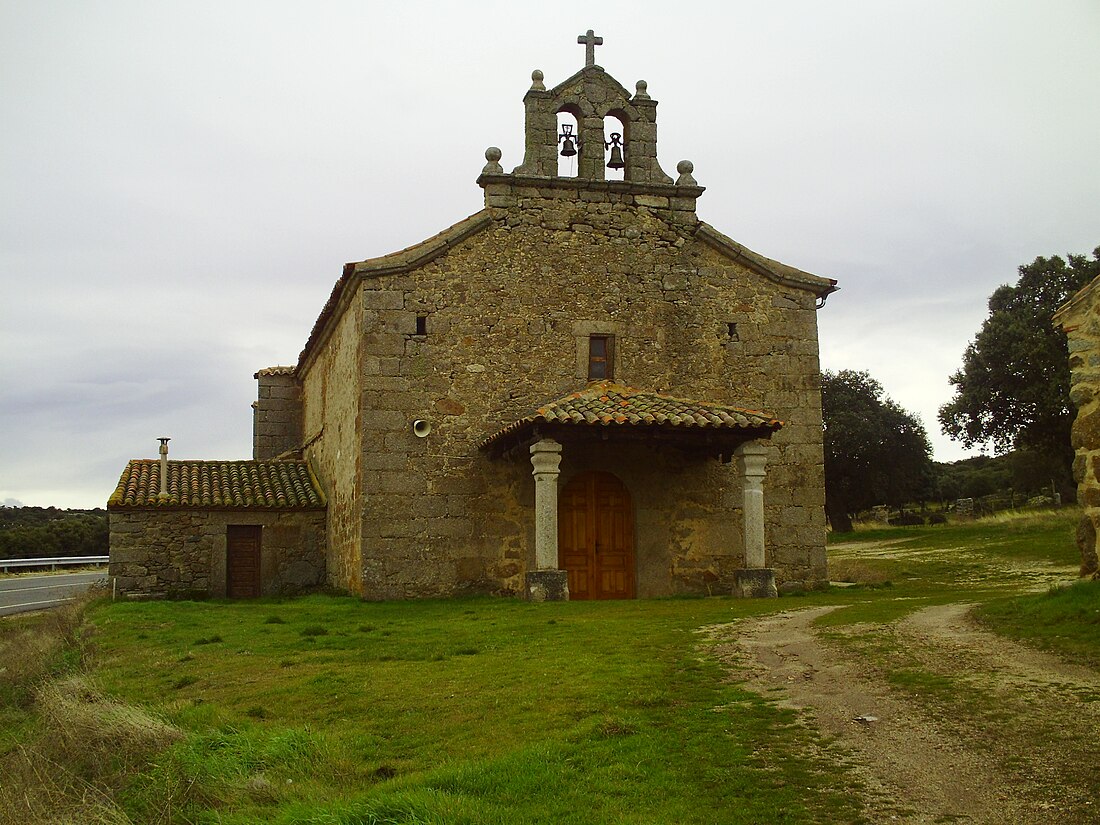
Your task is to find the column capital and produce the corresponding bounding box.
[735,440,768,479]
[530,438,563,476]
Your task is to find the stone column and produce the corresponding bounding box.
[733,440,777,598]
[527,438,569,601]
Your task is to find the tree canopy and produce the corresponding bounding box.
[938,247,1100,483]
[0,506,107,560]
[822,369,933,532]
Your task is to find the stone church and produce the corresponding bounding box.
[109,32,837,601]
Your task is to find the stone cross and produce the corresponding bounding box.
[578,29,603,67]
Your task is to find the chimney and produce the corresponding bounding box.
[157,437,170,500]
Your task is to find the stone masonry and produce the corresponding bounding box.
[109,509,326,598]
[254,367,303,460]
[275,46,837,600]
[1054,275,1100,576]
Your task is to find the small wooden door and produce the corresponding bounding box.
[226,525,262,598]
[559,471,635,600]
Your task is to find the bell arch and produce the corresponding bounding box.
[556,105,582,178]
[603,109,629,181]
[506,64,674,183]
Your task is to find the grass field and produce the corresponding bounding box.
[1,508,1095,824]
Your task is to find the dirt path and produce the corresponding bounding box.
[711,603,1100,824]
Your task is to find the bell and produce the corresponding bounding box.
[605,132,625,170]
[560,137,577,158]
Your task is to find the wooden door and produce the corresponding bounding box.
[226,525,262,598]
[558,471,635,600]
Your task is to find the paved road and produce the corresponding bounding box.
[0,570,107,617]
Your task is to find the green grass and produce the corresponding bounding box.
[86,595,864,823]
[4,507,1094,823]
[975,579,1100,667]
[820,508,1080,626]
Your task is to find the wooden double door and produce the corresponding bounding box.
[226,525,262,598]
[558,471,636,600]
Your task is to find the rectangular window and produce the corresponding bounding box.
[588,335,614,380]
[415,315,428,336]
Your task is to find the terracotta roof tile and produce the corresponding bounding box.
[254,366,297,378]
[480,382,781,449]
[108,460,326,509]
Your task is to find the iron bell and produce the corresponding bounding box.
[559,124,578,158]
[606,132,625,169]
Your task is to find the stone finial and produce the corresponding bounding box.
[676,159,697,186]
[578,29,603,67]
[530,69,545,91]
[634,79,650,100]
[482,146,503,174]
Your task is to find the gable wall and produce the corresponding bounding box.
[300,295,364,592]
[352,189,827,598]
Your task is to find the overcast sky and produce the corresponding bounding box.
[2,1,1099,509]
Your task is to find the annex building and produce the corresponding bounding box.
[109,32,837,601]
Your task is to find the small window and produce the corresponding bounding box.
[588,335,614,380]
[726,322,738,341]
[415,315,428,336]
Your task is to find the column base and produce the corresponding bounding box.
[733,568,777,599]
[525,570,570,602]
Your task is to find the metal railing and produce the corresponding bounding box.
[0,556,109,573]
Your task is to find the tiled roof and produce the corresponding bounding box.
[254,366,297,378]
[108,460,326,509]
[480,382,781,449]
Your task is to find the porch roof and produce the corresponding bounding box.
[479,382,781,455]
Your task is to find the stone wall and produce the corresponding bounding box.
[332,177,828,598]
[108,509,326,597]
[1056,278,1100,576]
[300,300,364,593]
[253,370,303,460]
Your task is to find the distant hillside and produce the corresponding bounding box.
[0,506,108,560]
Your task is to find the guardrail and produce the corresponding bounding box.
[0,556,109,573]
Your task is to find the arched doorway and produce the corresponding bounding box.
[558,471,635,599]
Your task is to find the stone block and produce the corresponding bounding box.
[525,570,569,602]
[363,290,404,311]
[777,580,806,596]
[733,568,778,598]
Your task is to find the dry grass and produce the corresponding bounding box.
[828,558,892,585]
[0,590,180,825]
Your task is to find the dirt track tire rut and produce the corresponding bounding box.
[713,603,1100,824]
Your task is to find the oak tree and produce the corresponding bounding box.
[822,370,933,532]
[938,247,1100,490]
